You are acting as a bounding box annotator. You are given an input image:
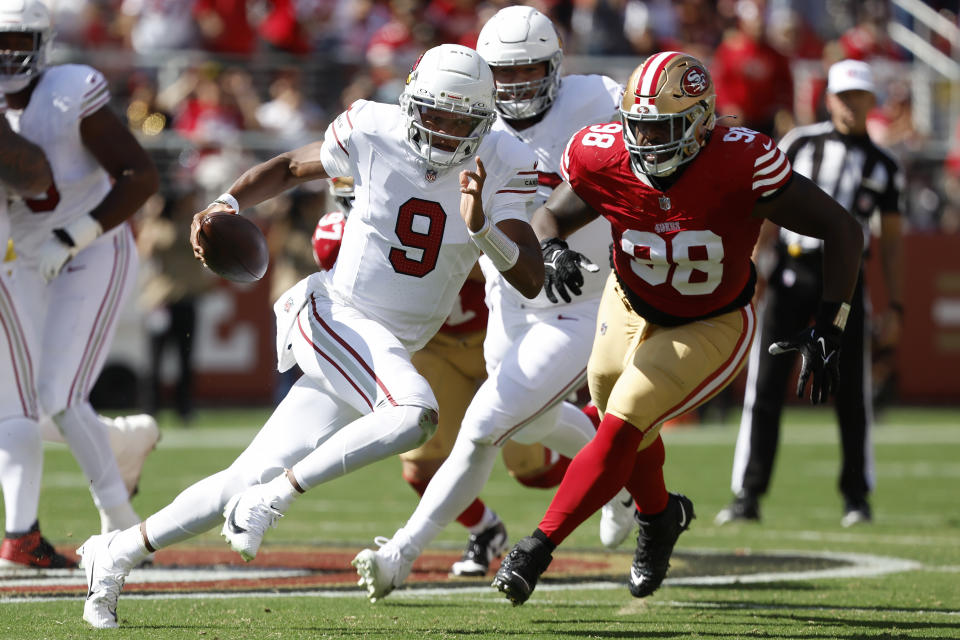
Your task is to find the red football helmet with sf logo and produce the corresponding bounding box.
[312,177,355,270]
[620,51,717,177]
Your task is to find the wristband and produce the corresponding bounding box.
[58,215,103,250]
[470,216,520,271]
[213,192,240,213]
[815,300,851,333]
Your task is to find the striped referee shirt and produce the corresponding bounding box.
[777,121,904,255]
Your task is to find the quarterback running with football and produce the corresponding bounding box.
[352,6,638,603]
[78,44,545,629]
[0,0,160,558]
[492,51,864,605]
[312,172,577,580]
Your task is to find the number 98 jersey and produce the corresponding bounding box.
[560,123,792,323]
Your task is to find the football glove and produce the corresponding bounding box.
[541,237,599,304]
[37,215,103,282]
[768,301,849,405]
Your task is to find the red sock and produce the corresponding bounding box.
[624,435,668,514]
[582,403,601,430]
[537,414,645,545]
[404,471,486,528]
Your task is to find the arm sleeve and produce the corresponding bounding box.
[77,67,111,119]
[318,101,365,178]
[751,133,793,200]
[485,164,539,224]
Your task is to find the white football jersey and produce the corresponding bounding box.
[5,65,112,269]
[486,74,623,308]
[314,99,538,352]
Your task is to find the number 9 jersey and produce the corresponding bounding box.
[313,99,538,352]
[560,123,793,324]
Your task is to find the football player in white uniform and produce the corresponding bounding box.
[0,0,160,547]
[351,6,634,603]
[77,44,545,629]
[0,112,79,569]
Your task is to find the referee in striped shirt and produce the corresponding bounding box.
[717,59,904,528]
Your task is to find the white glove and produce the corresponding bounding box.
[37,215,103,282]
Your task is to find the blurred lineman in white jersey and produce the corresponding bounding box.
[78,44,545,628]
[352,6,636,603]
[0,0,160,556]
[0,101,77,569]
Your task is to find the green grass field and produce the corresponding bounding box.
[2,406,958,639]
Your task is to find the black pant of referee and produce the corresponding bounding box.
[719,245,874,527]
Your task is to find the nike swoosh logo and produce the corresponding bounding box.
[225,504,247,534]
[620,497,634,508]
[630,565,644,586]
[557,315,577,321]
[66,264,85,273]
[678,502,688,529]
[817,337,827,357]
[85,551,95,599]
[763,140,773,150]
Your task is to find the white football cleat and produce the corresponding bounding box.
[103,414,160,496]
[352,533,418,603]
[221,485,284,562]
[79,531,131,629]
[600,488,638,549]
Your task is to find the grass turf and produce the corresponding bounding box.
[1,405,958,638]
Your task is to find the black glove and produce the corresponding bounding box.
[768,302,848,405]
[541,237,599,303]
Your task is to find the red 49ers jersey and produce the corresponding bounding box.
[560,123,792,322]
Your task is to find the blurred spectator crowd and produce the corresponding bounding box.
[52,0,958,411]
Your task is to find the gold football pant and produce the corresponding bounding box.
[588,273,756,448]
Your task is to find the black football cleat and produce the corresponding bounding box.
[629,492,695,598]
[491,535,552,606]
[451,519,508,577]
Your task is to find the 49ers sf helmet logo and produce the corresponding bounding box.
[680,66,709,96]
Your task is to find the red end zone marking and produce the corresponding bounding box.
[0,546,613,597]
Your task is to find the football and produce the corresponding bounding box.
[197,211,269,283]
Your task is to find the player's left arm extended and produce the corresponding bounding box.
[80,106,160,232]
[754,173,862,303]
[753,172,864,404]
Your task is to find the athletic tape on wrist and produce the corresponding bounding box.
[470,217,520,271]
[213,192,240,213]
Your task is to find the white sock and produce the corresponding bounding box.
[99,502,141,534]
[264,472,299,512]
[0,418,42,533]
[54,403,129,509]
[107,524,149,569]
[404,438,499,552]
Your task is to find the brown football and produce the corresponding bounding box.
[197,212,269,282]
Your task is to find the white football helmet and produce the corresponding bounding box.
[399,44,497,169]
[620,51,717,177]
[476,5,562,120]
[0,0,52,93]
